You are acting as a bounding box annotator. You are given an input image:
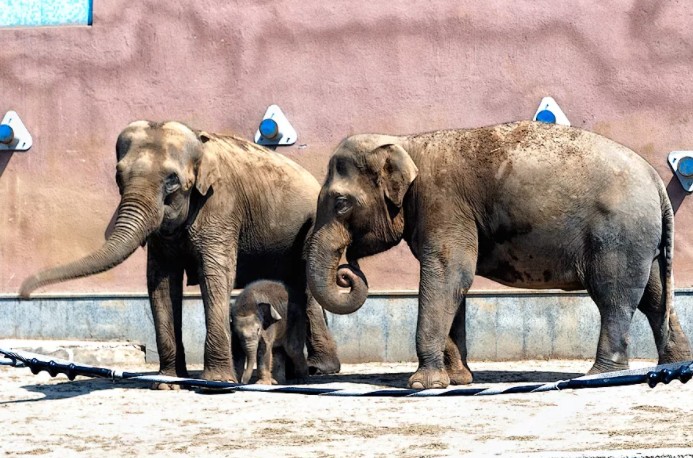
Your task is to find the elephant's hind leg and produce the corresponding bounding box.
[445,299,473,385]
[584,251,650,374]
[305,294,341,375]
[637,258,692,364]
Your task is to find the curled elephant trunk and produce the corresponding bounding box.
[307,222,369,315]
[19,188,164,298]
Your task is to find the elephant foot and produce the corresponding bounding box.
[447,367,474,385]
[444,354,473,385]
[150,368,189,390]
[201,367,238,383]
[659,334,693,365]
[255,377,276,385]
[307,354,341,375]
[408,367,450,389]
[587,358,629,375]
[151,382,181,391]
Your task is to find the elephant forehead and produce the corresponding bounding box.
[119,121,153,148]
[342,133,399,152]
[232,313,261,327]
[161,121,196,141]
[126,120,152,130]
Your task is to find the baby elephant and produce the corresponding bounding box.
[231,280,309,384]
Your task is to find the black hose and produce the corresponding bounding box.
[1,347,691,397]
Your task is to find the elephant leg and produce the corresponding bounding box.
[199,243,238,383]
[305,292,341,374]
[231,330,246,382]
[147,245,187,390]
[445,298,473,385]
[272,348,287,384]
[637,258,693,364]
[286,318,309,383]
[409,241,476,389]
[585,250,649,374]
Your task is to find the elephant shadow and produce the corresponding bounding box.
[304,369,585,389]
[1,370,164,404]
[3,368,586,402]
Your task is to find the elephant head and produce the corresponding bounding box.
[19,121,219,297]
[232,302,282,384]
[307,134,419,314]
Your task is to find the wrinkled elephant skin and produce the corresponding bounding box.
[21,121,340,386]
[307,120,692,389]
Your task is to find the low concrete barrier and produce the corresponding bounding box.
[2,290,692,364]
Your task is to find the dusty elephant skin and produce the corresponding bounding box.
[19,121,340,386]
[231,280,309,384]
[307,120,693,389]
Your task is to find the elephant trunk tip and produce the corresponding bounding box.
[18,276,40,299]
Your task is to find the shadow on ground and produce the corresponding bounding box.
[305,369,585,389]
[2,367,585,403]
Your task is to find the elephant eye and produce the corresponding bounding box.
[335,196,351,215]
[164,173,180,194]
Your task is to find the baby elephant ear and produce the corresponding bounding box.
[195,132,219,196]
[258,302,283,330]
[379,144,418,208]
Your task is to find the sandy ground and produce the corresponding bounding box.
[1,359,692,457]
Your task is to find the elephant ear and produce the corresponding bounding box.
[379,144,419,208]
[258,302,282,330]
[195,132,220,196]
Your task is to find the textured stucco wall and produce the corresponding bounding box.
[2,1,693,295]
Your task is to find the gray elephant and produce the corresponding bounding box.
[231,280,308,384]
[20,120,340,386]
[307,120,693,389]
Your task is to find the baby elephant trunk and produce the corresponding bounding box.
[241,340,259,384]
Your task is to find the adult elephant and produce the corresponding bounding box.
[307,120,692,389]
[20,120,340,386]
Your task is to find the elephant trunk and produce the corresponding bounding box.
[241,340,258,384]
[19,186,164,298]
[307,222,369,315]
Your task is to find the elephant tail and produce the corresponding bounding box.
[657,177,675,313]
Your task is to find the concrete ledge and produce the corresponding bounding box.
[2,290,693,364]
[0,339,145,366]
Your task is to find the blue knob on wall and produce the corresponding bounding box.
[668,151,693,192]
[254,105,297,147]
[0,124,13,144]
[259,118,280,140]
[0,111,32,152]
[535,110,557,124]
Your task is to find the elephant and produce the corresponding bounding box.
[19,120,340,387]
[306,120,693,389]
[231,280,309,384]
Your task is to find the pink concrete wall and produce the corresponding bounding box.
[2,1,693,294]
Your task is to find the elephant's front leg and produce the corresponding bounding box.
[198,245,238,383]
[147,243,187,390]
[410,244,476,389]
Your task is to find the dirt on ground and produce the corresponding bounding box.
[1,359,692,457]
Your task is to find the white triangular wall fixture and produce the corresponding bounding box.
[0,111,33,152]
[254,105,298,146]
[668,151,693,193]
[533,97,570,127]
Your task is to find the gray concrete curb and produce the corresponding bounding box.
[0,339,145,367]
